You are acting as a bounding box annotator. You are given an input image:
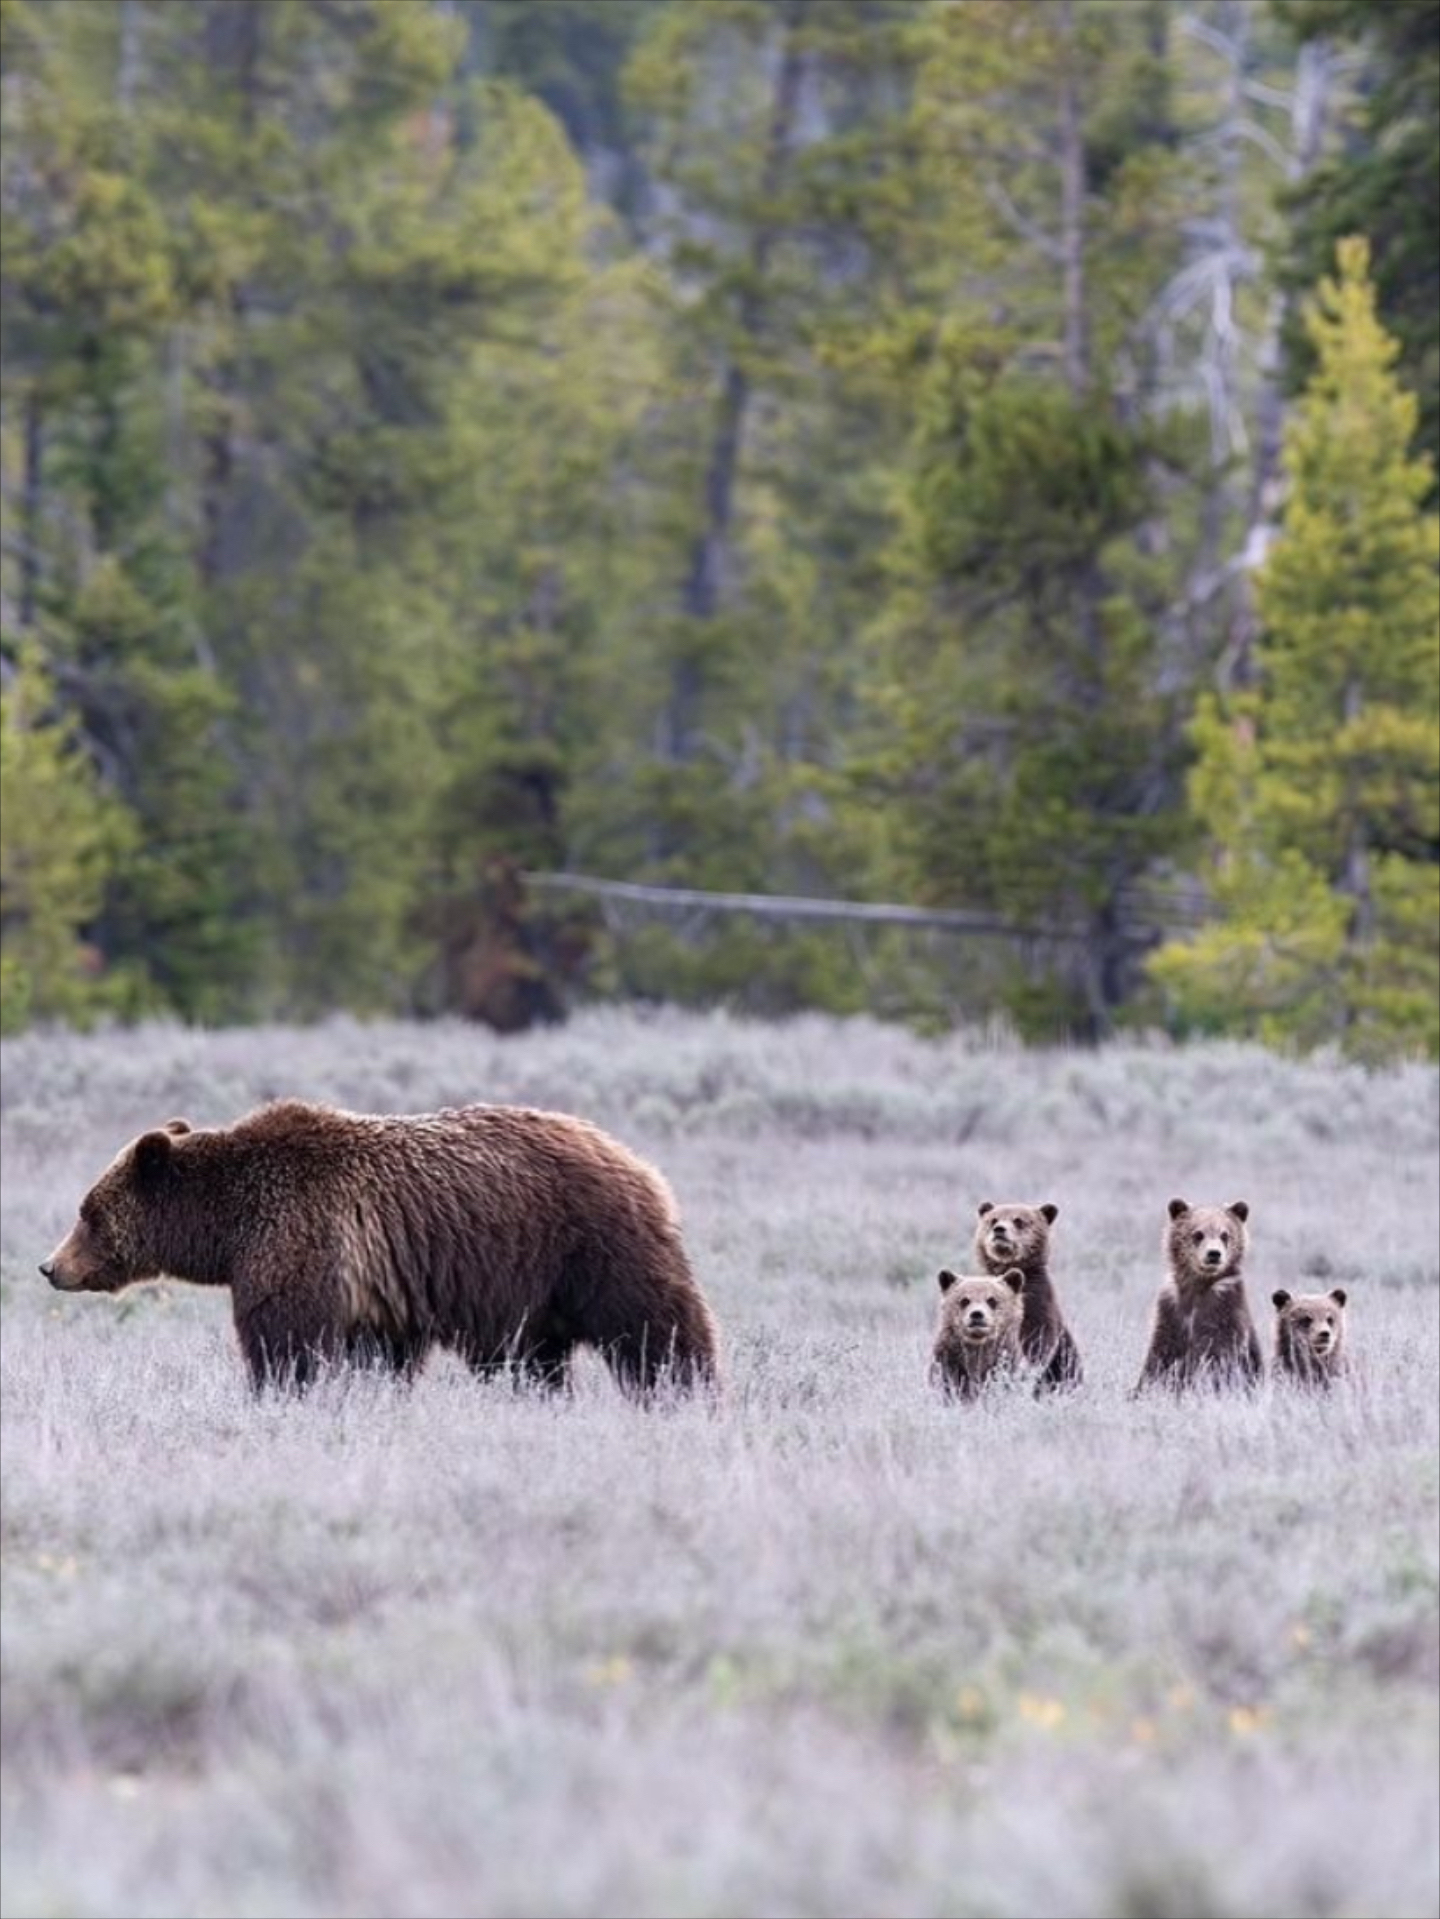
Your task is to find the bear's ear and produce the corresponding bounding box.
[938,1270,958,1294]
[1329,1287,1348,1309]
[1228,1200,1249,1222]
[164,1117,192,1136]
[999,1267,1026,1294]
[977,1201,994,1218]
[133,1130,174,1187]
[1272,1289,1292,1311]
[1168,1198,1190,1221]
[1040,1203,1058,1225]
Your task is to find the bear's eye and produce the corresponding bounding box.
[1219,1231,1229,1246]
[1011,1218,1025,1230]
[1296,1314,1311,1328]
[1192,1231,1205,1247]
[987,1297,998,1309]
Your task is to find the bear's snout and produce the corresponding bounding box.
[1203,1246,1224,1267]
[41,1226,94,1291]
[41,1253,81,1291]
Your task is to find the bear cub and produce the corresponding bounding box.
[932,1268,1026,1400]
[973,1201,1082,1390]
[1272,1287,1348,1388]
[1134,1198,1263,1392]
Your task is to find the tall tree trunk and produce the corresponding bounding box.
[202,0,261,129]
[1226,35,1335,690]
[1339,676,1375,943]
[197,0,262,591]
[1057,2,1124,1035]
[117,0,141,112]
[664,7,806,764]
[19,389,43,632]
[1057,0,1089,400]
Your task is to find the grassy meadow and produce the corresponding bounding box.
[1,1010,1437,1919]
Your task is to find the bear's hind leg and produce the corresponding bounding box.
[1035,1327,1084,1394]
[578,1268,721,1400]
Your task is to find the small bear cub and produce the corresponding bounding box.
[974,1201,1082,1389]
[932,1267,1026,1400]
[1272,1287,1348,1387]
[1134,1198,1263,1392]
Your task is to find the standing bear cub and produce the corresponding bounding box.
[1134,1199,1262,1393]
[41,1101,722,1396]
[1272,1287,1349,1388]
[973,1201,1082,1390]
[932,1268,1026,1400]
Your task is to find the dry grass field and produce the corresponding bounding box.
[2,1010,1437,1919]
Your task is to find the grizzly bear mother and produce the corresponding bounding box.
[41,1101,722,1395]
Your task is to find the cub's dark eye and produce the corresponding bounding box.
[1219,1231,1230,1246]
[1297,1315,1311,1328]
[987,1296,998,1309]
[1012,1218,1025,1230]
[1192,1231,1205,1247]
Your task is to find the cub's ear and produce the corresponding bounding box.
[999,1267,1026,1294]
[1168,1198,1190,1221]
[1040,1203,1058,1225]
[977,1201,995,1218]
[133,1130,174,1186]
[164,1117,192,1136]
[1228,1200,1250,1222]
[1272,1289,1292,1311]
[1329,1288,1348,1309]
[938,1270,958,1294]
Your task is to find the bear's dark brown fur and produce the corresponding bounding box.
[1272,1287,1348,1388]
[1133,1199,1263,1393]
[42,1100,721,1396]
[931,1266,1026,1400]
[973,1201,1082,1390]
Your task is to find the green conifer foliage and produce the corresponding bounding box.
[1151,238,1440,1056]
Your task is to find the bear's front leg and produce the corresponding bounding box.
[1133,1293,1187,1396]
[234,1289,341,1393]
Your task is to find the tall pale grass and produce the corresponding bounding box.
[2,1012,1436,1918]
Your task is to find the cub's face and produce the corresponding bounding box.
[975,1201,1057,1271]
[40,1120,190,1294]
[938,1268,1025,1346]
[1167,1198,1249,1284]
[1273,1288,1347,1359]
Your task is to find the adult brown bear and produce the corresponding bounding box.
[41,1102,721,1396]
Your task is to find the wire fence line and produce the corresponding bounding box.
[522,871,1210,946]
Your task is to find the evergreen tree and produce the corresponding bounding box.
[1276,0,1440,478]
[857,0,1193,1039]
[0,657,135,1031]
[1150,238,1440,1057]
[0,0,252,1018]
[3,0,1432,1040]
